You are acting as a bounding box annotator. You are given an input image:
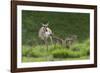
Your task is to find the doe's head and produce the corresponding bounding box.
[42,23,49,28]
[41,23,49,32]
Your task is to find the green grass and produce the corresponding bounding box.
[22,39,90,62]
[22,56,89,62]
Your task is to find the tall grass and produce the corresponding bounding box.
[22,39,90,62]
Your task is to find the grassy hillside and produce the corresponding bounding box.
[22,10,90,62]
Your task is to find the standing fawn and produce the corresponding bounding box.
[65,35,78,48]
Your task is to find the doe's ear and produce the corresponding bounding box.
[42,23,45,26]
[46,22,49,26]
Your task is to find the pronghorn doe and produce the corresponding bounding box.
[38,23,53,49]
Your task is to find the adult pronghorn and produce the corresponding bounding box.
[38,23,53,49]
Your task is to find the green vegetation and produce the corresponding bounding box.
[22,39,90,62]
[22,10,90,62]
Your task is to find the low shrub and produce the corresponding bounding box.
[51,49,69,58]
[51,49,82,58]
[71,40,90,56]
